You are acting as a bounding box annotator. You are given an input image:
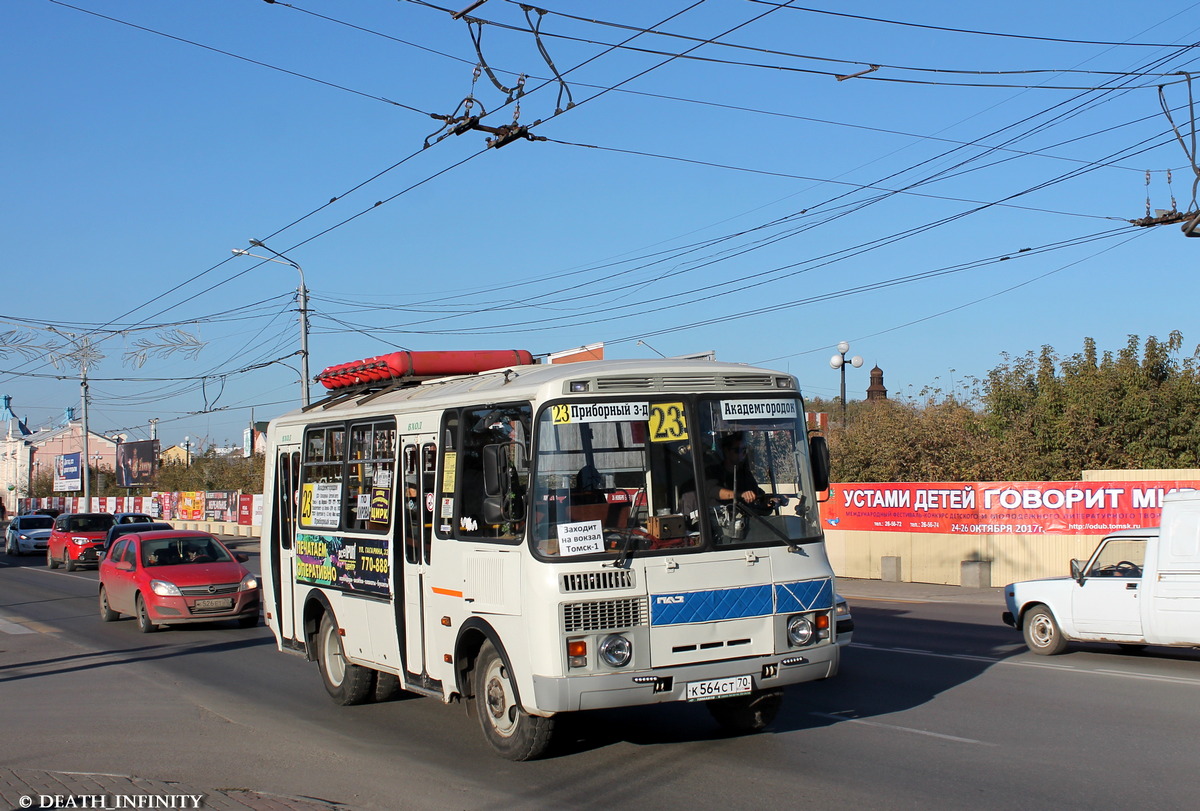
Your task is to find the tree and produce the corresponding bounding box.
[814,332,1200,482]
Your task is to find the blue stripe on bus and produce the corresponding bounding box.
[649,578,833,626]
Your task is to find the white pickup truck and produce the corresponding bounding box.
[1003,490,1200,655]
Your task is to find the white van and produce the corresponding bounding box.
[1003,490,1200,654]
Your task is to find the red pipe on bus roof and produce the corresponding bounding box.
[316,350,535,390]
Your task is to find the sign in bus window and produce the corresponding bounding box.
[300,481,342,529]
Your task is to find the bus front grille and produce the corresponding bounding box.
[562,570,634,592]
[563,597,648,632]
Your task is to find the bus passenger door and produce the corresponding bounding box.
[398,436,436,685]
[270,447,301,643]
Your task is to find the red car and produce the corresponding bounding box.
[98,530,261,632]
[47,513,115,571]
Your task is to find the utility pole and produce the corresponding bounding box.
[80,357,91,505]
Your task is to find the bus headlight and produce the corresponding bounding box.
[787,615,816,647]
[598,634,633,667]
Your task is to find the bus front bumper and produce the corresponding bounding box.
[530,643,839,713]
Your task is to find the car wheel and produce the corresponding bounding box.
[706,688,784,734]
[473,640,556,761]
[64,555,76,573]
[1022,603,1068,655]
[47,549,59,569]
[99,587,119,622]
[135,594,158,633]
[316,613,374,705]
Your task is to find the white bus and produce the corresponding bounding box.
[261,350,847,760]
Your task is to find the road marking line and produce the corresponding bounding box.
[855,644,1200,685]
[24,568,98,582]
[1093,668,1200,686]
[810,712,992,745]
[0,616,36,635]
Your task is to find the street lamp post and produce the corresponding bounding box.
[829,340,864,424]
[232,240,311,407]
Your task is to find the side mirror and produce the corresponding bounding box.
[809,435,830,493]
[483,444,504,497]
[482,443,525,523]
[1070,559,1085,584]
[235,552,250,563]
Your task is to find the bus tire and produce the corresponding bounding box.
[317,613,374,706]
[373,671,402,702]
[707,688,784,733]
[473,640,554,761]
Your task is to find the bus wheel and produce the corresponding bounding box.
[474,640,555,761]
[707,688,784,733]
[317,613,374,705]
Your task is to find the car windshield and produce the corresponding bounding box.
[67,514,115,532]
[21,516,54,530]
[530,395,823,559]
[141,537,233,566]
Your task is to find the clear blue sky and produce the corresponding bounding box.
[4,0,1199,451]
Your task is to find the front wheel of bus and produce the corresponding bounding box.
[707,688,784,734]
[474,640,555,761]
[317,614,374,705]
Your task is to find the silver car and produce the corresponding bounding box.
[5,514,55,555]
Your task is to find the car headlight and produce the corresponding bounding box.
[72,537,91,545]
[598,634,633,667]
[240,573,260,591]
[787,614,816,647]
[150,579,181,597]
[835,599,850,617]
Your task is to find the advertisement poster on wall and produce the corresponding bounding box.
[178,491,204,520]
[822,480,1200,536]
[204,490,238,522]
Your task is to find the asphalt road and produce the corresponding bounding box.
[2,547,1198,810]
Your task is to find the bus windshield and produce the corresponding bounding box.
[530,397,822,559]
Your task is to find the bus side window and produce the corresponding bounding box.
[403,443,420,565]
[447,405,531,541]
[421,442,436,563]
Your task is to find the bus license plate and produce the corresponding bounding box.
[685,675,752,702]
[195,598,233,610]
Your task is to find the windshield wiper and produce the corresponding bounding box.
[734,500,793,546]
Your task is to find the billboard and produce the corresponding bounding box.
[53,453,82,492]
[822,480,1200,536]
[116,440,159,487]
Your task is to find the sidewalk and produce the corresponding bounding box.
[836,576,1006,606]
[0,769,347,811]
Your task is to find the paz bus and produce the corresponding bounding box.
[260,349,847,760]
